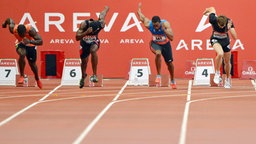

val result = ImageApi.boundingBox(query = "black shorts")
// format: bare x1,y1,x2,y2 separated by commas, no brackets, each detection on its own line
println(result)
210,37,231,52
79,40,100,59
16,43,37,62
150,41,173,63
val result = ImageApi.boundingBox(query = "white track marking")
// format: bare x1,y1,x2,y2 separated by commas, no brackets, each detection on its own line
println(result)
0,85,62,127
72,81,128,144
251,79,256,90
179,80,193,144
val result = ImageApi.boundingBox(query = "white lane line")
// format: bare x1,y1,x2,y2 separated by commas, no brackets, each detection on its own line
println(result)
72,81,128,144
179,80,193,144
0,85,62,127
251,79,256,90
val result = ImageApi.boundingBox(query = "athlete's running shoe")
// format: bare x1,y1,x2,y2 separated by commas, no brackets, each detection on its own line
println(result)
155,75,162,82
90,75,98,83
213,73,222,84
79,78,85,88
154,75,161,86
224,78,231,89
18,76,24,84
36,80,43,89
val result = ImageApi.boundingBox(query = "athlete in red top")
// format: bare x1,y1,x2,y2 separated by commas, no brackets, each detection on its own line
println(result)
137,2,176,89
2,18,43,89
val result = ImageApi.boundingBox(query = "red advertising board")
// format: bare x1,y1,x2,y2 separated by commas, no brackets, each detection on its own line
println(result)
0,0,255,78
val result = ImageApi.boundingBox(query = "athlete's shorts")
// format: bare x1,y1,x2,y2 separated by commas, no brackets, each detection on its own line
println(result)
150,41,173,63
210,37,231,53
16,43,37,62
79,40,100,59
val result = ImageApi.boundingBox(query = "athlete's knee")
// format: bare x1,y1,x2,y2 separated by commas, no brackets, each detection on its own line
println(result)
216,52,224,58
17,48,26,56
155,50,161,56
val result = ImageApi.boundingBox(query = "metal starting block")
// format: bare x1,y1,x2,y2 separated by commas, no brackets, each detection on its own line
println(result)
84,74,103,87
210,73,225,87
16,75,36,87
148,74,170,87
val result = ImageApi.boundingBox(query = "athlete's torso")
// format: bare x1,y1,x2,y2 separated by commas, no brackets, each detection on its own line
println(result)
81,20,103,44
13,24,35,46
148,20,169,45
209,13,234,39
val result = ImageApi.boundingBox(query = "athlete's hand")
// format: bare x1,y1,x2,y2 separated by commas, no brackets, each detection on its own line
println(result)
104,6,109,11
86,27,93,34
138,2,142,9
203,7,216,16
2,23,7,28
22,37,30,45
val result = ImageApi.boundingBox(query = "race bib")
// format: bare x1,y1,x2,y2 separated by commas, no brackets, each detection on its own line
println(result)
152,35,167,42
83,35,97,43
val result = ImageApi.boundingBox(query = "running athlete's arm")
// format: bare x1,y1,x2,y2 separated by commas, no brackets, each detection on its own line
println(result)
228,20,238,40
203,7,216,16
2,18,15,34
137,2,150,28
98,6,109,27
162,21,174,41
28,27,43,45
75,21,93,41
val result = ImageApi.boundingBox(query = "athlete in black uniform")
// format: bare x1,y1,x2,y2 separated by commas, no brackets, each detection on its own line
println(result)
76,6,109,88
203,7,238,88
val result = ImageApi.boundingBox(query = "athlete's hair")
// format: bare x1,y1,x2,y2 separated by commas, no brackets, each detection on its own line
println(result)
17,24,26,37
217,15,227,27
152,16,161,23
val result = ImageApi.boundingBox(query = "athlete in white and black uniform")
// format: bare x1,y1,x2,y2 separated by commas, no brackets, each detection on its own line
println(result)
76,6,109,88
137,2,177,89
209,13,234,53
204,7,238,88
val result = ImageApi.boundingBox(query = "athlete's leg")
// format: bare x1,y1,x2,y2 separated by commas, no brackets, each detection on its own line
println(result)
150,41,162,75
166,61,174,81
90,44,99,76
223,51,232,88
162,42,176,89
28,61,39,80
81,57,89,79
79,46,89,88
28,61,42,89
213,43,224,72
212,43,224,84
223,51,231,79
155,50,162,75
16,45,26,84
26,46,42,89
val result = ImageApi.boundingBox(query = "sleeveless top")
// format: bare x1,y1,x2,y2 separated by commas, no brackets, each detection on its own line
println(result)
81,20,103,44
148,20,169,45
13,24,35,46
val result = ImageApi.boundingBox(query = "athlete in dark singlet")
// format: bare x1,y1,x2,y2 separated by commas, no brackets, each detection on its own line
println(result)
76,6,109,88
203,7,238,88
2,18,43,89
137,2,176,89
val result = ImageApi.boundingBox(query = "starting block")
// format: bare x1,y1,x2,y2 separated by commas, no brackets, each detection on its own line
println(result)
149,74,170,87
210,74,224,87
83,74,103,87
16,75,36,87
